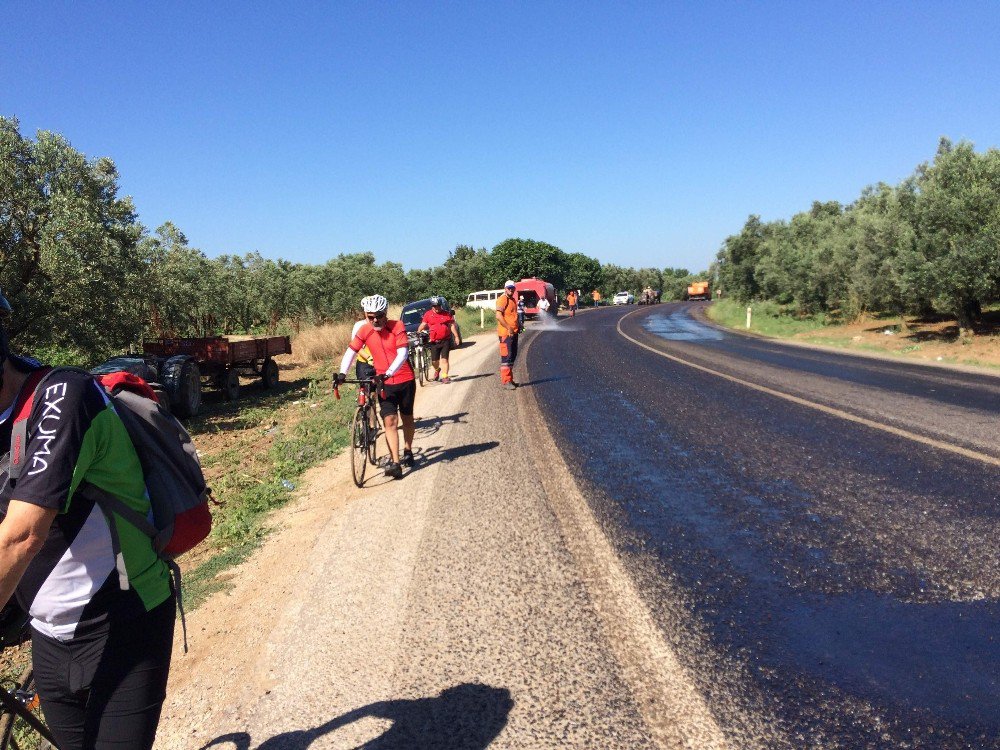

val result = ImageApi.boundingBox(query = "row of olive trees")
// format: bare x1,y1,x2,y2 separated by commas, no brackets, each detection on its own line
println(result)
2,116,703,363
714,138,1000,331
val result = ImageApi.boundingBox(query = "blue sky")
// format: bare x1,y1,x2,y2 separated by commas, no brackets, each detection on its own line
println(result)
3,2,999,273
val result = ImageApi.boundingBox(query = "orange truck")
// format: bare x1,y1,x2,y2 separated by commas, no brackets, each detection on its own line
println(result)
686,281,711,301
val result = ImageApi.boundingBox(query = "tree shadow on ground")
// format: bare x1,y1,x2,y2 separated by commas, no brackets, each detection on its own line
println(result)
199,683,513,750
864,309,1000,342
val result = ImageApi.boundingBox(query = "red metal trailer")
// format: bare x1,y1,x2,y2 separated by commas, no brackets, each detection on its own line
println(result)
143,335,291,403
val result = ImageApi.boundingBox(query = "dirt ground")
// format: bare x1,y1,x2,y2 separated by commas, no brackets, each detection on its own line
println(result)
791,310,1000,370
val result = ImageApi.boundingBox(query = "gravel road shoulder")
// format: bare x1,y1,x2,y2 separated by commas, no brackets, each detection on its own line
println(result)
155,330,713,749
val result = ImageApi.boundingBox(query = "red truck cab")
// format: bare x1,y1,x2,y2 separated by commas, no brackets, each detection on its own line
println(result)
514,277,557,316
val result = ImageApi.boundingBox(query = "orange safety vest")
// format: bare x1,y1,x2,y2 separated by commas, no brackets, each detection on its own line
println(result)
566,291,577,306
496,292,519,336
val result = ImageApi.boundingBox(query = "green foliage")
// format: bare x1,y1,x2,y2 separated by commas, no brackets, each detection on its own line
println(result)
714,138,1000,327
1,116,147,360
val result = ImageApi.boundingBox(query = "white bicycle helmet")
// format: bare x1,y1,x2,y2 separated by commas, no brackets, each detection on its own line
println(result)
360,294,388,314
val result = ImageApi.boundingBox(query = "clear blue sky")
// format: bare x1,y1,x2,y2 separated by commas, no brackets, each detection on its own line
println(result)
3,2,999,273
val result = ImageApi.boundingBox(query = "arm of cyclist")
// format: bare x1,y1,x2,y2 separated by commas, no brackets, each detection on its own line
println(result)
385,345,409,378
336,345,360,385
0,501,56,610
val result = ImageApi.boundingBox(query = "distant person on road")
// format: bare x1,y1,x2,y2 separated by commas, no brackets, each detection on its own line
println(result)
417,296,459,384
565,289,578,317
591,289,602,307
335,294,416,478
516,294,526,331
495,281,520,390
0,288,177,750
538,295,551,315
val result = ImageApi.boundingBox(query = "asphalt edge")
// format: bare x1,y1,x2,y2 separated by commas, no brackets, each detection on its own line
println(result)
517,329,730,750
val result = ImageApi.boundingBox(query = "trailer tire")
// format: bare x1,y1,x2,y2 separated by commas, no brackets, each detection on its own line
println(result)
162,356,202,418
262,358,279,389
222,368,240,401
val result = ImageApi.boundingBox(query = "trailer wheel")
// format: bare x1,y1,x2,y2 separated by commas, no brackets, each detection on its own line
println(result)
222,368,240,401
262,358,279,389
162,356,202,418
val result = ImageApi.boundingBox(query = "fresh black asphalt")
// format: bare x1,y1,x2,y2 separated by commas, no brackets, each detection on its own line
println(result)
523,303,1000,749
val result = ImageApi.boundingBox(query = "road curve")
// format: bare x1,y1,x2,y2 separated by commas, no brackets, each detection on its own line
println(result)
523,303,1000,749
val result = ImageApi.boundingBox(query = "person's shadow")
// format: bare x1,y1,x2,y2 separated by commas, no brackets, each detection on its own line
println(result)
199,683,513,750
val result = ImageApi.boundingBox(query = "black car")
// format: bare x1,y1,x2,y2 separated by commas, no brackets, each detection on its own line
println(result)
400,298,462,346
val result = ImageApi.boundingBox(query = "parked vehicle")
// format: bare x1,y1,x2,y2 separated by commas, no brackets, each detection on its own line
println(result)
91,335,291,418
613,291,635,305
514,277,557,317
465,289,506,309
400,297,462,346
686,281,711,300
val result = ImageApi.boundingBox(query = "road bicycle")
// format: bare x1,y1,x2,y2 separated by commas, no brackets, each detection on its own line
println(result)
0,606,58,749
334,378,382,487
407,331,432,386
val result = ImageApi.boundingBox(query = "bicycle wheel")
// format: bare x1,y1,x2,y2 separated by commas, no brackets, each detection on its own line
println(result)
415,347,425,386
0,668,55,750
366,403,380,466
421,347,433,382
350,407,368,487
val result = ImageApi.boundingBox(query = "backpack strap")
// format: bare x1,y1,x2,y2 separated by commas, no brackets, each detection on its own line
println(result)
81,481,191,652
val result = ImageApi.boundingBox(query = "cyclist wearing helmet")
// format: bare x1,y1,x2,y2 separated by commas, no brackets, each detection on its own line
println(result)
0,288,176,750
335,295,416,478
416,297,459,384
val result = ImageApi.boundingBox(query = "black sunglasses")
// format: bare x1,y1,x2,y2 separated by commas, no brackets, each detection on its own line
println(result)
366,312,387,320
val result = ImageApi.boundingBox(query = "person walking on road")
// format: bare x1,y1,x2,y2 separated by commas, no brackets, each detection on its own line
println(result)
0,288,177,750
538,295,551,315
591,289,602,307
417,296,459,384
335,295,417,478
565,289,578,317
496,281,520,390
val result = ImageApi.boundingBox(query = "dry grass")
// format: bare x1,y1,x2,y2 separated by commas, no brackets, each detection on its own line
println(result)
291,305,404,364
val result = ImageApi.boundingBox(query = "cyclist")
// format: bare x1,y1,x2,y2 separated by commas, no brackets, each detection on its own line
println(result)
335,295,416,478
416,297,459,384
0,288,176,750
495,280,520,390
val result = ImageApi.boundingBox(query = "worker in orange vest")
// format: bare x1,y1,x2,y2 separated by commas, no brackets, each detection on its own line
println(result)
591,289,602,307
495,280,520,390
565,289,578,317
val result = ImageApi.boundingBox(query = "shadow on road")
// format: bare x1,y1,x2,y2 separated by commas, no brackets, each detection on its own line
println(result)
415,441,500,470
198,683,513,749
413,412,469,438
514,376,566,388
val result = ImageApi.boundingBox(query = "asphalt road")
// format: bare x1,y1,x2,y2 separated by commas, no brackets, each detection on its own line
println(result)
522,303,1000,749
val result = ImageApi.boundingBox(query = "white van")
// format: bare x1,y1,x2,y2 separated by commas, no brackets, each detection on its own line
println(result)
466,289,505,309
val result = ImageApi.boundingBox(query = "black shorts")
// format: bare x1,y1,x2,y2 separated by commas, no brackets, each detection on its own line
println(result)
356,361,376,381
429,337,451,359
379,379,416,418
31,595,175,750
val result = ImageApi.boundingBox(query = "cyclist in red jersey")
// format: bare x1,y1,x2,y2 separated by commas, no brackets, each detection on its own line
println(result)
335,295,416,479
417,297,459,384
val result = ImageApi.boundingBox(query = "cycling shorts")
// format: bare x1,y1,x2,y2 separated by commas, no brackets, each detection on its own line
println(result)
379,380,416,418
429,337,451,359
356,361,376,381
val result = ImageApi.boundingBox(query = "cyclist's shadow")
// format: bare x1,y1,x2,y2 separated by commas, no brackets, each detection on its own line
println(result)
200,682,513,750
